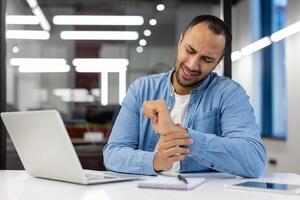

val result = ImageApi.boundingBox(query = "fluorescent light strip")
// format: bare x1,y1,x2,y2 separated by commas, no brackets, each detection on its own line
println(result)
75,65,127,73
231,51,242,62
32,6,51,31
6,15,40,25
53,15,144,26
6,30,50,40
101,72,108,106
53,88,94,102
73,58,128,73
61,95,95,103
26,0,38,8
73,58,128,67
91,88,100,97
60,31,138,40
10,58,67,66
18,65,70,73
119,71,126,105
271,21,300,42
54,88,86,97
62,95,94,103
241,37,271,56
231,20,300,62
53,88,67,96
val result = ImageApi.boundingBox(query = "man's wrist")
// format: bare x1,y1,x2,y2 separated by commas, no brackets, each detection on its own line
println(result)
168,125,188,134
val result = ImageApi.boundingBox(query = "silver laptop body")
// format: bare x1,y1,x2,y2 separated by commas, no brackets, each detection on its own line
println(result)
1,110,138,185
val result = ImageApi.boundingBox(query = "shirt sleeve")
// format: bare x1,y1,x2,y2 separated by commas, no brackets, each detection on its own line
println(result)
187,84,267,178
103,84,157,175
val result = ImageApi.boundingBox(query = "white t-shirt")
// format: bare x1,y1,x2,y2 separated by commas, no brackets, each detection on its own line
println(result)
165,92,190,173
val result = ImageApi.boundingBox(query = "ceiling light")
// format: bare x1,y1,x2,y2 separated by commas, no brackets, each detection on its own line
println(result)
73,58,128,73
241,37,271,56
18,65,70,73
75,65,127,73
60,31,139,40
73,58,128,105
10,58,67,66
231,51,242,62
6,15,40,25
53,89,94,103
136,46,143,53
73,58,128,67
32,6,51,31
53,88,76,97
91,88,100,97
6,30,50,40
53,15,144,26
12,46,19,54
139,39,147,46
101,72,108,106
25,0,51,31
149,19,157,26
143,29,151,37
156,4,165,11
271,21,300,42
26,0,38,8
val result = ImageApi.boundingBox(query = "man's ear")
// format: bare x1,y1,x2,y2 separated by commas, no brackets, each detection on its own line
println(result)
178,33,184,48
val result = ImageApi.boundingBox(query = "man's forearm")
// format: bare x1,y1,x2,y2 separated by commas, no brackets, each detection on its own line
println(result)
187,128,266,178
103,143,157,175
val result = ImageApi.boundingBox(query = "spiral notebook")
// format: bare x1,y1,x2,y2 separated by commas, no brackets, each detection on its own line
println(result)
137,175,206,190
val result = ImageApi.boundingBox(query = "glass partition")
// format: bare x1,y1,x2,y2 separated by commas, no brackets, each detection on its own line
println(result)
6,0,221,169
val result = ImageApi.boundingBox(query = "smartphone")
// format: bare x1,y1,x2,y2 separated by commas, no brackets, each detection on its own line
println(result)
224,181,300,195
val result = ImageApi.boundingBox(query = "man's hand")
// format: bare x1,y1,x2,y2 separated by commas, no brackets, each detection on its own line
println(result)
153,130,193,172
143,99,177,135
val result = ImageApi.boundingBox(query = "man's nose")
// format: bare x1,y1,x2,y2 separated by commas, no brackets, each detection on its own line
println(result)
186,55,200,71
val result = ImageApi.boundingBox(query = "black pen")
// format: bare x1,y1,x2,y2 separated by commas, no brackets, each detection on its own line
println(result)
177,174,188,184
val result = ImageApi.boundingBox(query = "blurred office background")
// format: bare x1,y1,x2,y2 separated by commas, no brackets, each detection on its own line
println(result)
1,0,300,173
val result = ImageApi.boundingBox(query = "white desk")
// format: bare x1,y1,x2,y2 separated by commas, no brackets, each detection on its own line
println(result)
1,170,300,200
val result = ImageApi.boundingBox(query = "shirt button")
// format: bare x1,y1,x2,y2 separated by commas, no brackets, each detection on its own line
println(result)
210,164,215,168
168,107,171,110
170,93,173,96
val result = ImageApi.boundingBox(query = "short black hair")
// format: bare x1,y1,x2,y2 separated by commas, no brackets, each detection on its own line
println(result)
183,15,232,54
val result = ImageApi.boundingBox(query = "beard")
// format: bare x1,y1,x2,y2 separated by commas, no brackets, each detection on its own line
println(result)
174,64,204,88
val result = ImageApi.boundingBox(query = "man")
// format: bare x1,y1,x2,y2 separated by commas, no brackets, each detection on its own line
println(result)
103,15,266,178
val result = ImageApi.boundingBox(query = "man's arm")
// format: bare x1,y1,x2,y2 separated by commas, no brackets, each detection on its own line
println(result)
143,99,193,172
153,131,192,171
143,99,179,134
103,86,156,175
187,87,266,178
143,89,266,178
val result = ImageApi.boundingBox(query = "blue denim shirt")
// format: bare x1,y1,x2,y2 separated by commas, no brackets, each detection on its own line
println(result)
103,70,266,178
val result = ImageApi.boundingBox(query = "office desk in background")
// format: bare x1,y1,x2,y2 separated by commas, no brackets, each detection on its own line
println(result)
1,171,300,200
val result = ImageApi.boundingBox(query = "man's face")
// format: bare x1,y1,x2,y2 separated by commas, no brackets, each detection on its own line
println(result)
174,23,226,93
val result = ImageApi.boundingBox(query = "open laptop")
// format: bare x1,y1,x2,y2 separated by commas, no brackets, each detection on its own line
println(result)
1,110,140,185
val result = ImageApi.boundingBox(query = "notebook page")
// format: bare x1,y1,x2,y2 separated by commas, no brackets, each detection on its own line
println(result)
137,175,206,190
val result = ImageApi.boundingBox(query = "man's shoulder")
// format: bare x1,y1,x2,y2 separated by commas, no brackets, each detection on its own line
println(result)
130,71,170,88
209,73,246,94
211,73,243,88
